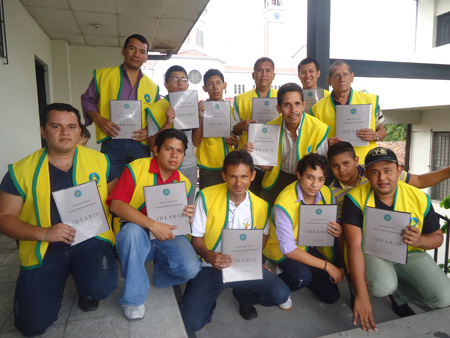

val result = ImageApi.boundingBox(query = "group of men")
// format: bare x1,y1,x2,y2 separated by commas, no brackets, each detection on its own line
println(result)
0,33,449,337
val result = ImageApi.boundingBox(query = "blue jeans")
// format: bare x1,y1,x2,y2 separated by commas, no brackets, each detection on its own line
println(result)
14,238,117,337
100,138,150,176
116,222,201,306
180,266,290,333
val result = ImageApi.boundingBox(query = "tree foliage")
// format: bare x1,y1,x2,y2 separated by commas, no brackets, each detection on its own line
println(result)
384,124,406,141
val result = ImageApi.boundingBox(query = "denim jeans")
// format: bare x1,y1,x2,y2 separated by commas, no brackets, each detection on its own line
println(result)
116,222,201,306
277,247,340,304
14,238,117,337
364,251,450,308
180,266,290,333
100,138,150,176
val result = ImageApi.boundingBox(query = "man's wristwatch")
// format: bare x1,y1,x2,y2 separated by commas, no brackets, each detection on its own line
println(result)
375,132,379,141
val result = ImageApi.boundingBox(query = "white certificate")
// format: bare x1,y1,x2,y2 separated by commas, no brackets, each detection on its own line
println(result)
52,181,110,246
169,90,199,129
221,229,263,283
110,100,142,139
298,204,337,247
203,101,231,138
303,88,324,113
335,104,372,147
251,98,279,123
364,207,409,264
144,182,191,240
247,124,280,166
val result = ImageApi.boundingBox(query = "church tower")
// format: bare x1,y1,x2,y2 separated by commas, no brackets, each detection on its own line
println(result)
263,0,285,57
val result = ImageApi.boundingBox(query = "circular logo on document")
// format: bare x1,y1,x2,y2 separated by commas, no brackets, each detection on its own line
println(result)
262,128,268,133
74,190,82,198
163,189,170,196
308,91,313,97
239,234,247,241
89,172,100,185
264,100,270,106
124,103,130,109
384,214,392,222
350,108,357,114
315,209,323,215
182,93,187,99
144,94,151,103
410,217,418,227
215,103,220,109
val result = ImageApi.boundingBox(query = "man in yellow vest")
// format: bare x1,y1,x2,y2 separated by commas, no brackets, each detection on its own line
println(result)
196,69,238,190
0,103,118,336
311,60,387,163
81,34,159,175
107,129,201,320
245,83,329,206
298,57,331,96
180,150,290,333
147,65,203,205
232,57,278,195
264,154,344,310
342,147,450,332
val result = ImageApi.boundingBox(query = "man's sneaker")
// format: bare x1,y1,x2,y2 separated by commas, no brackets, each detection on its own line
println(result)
232,289,258,320
78,295,99,312
278,296,292,310
389,295,415,318
123,304,145,320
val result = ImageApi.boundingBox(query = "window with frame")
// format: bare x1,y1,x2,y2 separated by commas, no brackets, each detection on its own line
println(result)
436,11,450,47
431,132,450,200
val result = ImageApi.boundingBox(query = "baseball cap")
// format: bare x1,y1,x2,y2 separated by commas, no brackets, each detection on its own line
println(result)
364,147,398,168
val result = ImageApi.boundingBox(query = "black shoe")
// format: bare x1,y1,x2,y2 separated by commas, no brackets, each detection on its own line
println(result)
79,295,99,312
232,289,258,320
389,295,415,317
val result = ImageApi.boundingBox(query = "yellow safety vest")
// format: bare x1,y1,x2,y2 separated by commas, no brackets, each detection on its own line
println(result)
261,114,329,190
234,89,278,150
346,180,429,253
311,89,379,162
263,181,335,264
147,96,170,130
94,65,159,145
8,146,115,269
197,183,269,252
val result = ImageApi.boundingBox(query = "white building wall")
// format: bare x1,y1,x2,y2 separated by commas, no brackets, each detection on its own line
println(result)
0,0,53,178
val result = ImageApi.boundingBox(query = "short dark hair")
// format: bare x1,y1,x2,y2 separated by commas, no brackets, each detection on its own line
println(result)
165,65,188,83
328,60,353,78
297,153,330,177
154,129,188,153
298,57,320,72
222,150,255,174
124,34,149,52
254,57,275,71
80,125,91,139
327,141,357,161
277,83,304,106
40,103,81,128
203,69,224,86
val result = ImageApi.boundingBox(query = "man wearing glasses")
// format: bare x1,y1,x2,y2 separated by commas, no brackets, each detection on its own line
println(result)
81,34,160,175
147,65,203,204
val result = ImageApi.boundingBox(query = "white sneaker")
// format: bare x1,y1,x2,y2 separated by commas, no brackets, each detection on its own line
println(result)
278,296,292,310
123,304,145,320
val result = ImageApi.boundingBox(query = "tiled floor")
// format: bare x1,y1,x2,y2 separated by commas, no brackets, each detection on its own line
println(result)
1,233,448,338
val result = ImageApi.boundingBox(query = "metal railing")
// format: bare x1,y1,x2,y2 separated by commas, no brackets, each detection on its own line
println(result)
434,213,449,274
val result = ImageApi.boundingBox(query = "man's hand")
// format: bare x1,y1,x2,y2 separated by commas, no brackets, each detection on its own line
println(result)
165,107,176,128
402,225,422,247
183,205,195,223
132,128,148,142
234,119,257,134
225,135,239,147
149,222,177,241
43,223,76,245
327,221,342,238
328,137,344,147
353,296,378,332
242,142,254,154
357,128,377,142
205,251,233,270
325,262,344,284
93,113,120,137
198,101,204,119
